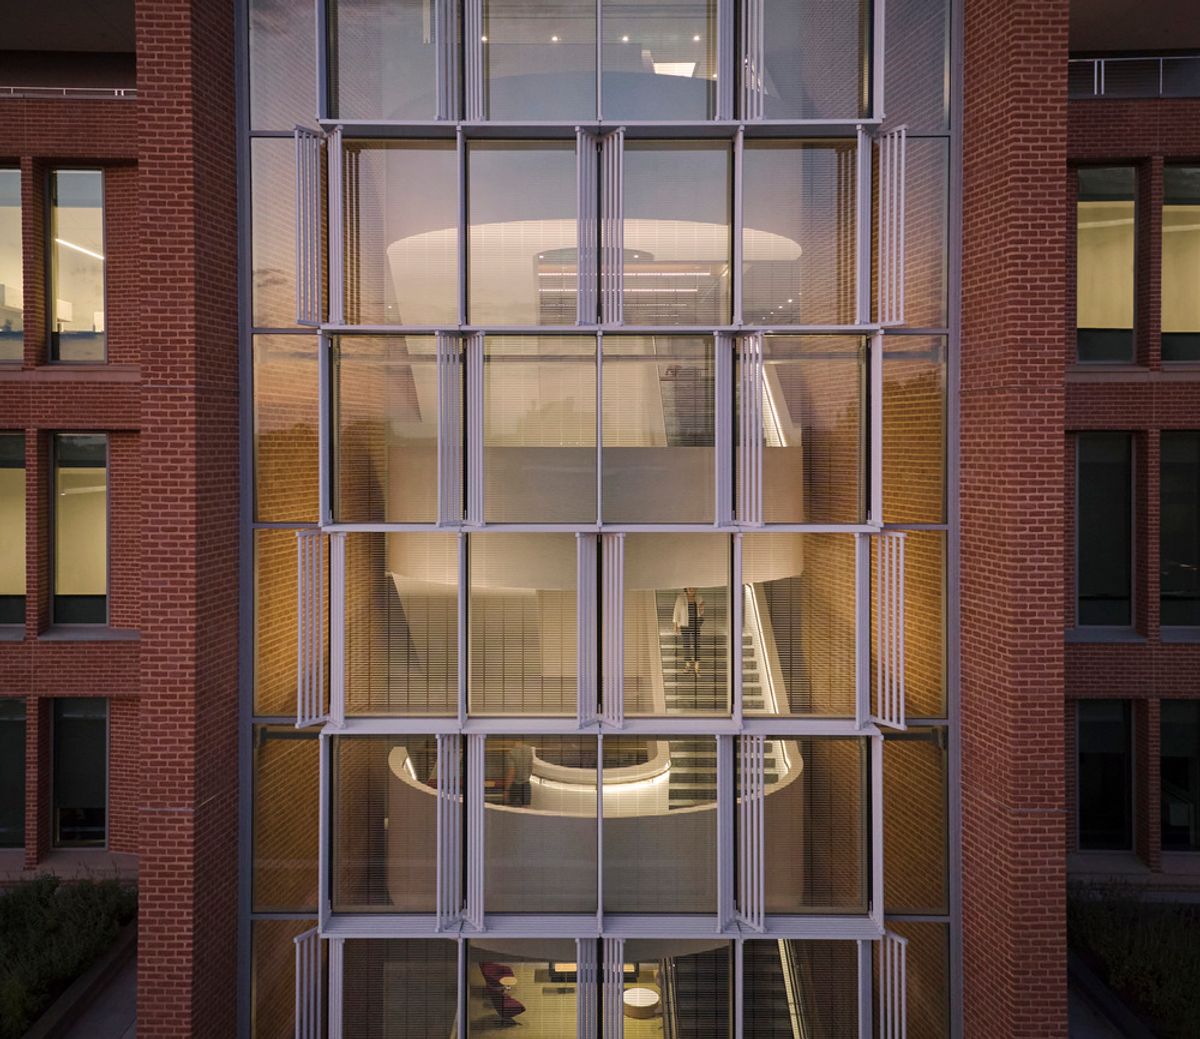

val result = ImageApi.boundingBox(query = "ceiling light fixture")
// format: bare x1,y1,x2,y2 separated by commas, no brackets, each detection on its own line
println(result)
551,34,560,42
621,34,630,42
693,34,701,41
55,238,105,262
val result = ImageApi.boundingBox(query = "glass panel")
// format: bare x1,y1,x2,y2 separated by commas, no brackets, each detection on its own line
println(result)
602,337,714,523
482,0,597,120
625,940,731,1037
878,921,950,1039
467,940,580,1034
883,0,949,132
0,699,24,847
0,170,21,362
623,142,730,325
1161,700,1200,852
253,335,319,523
334,336,444,523
1077,700,1132,850
484,336,596,522
883,336,946,524
332,736,438,912
344,141,458,326
603,736,716,912
254,528,314,717
329,0,440,121
744,940,858,1038
1162,433,1200,626
343,939,458,1038
0,434,25,625
884,727,948,914
898,137,949,330
745,736,868,914
760,0,870,120
742,141,857,326
252,725,319,912
251,138,299,329
624,534,729,716
1162,167,1200,362
249,0,316,130
742,534,856,718
469,534,578,716
51,171,106,362
1077,433,1132,627
484,736,597,912
601,0,717,121
53,433,107,625
344,532,459,716
52,697,106,847
759,336,865,524
468,142,577,325
875,529,945,718
1076,167,1136,363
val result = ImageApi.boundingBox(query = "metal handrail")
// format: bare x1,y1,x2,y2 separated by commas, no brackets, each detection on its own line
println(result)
0,85,136,100
1068,54,1200,98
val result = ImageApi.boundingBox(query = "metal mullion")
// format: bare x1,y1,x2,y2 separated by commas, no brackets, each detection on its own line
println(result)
871,736,884,930
596,732,604,930
856,127,871,325
855,533,870,728
877,535,887,723
873,0,886,120
578,533,598,726
315,0,328,121
731,533,743,723
716,0,734,121
595,0,602,121
457,939,467,1039
329,531,345,726
715,333,733,527
465,734,485,929
457,126,467,325
327,937,343,1039
458,533,468,724
870,332,884,525
732,126,744,324
898,129,907,322
320,333,333,525
465,333,484,524
716,734,734,930
328,126,344,325
318,735,331,929
596,333,603,526
464,0,483,121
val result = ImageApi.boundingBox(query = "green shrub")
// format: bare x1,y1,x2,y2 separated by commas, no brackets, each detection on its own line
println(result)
0,875,137,1039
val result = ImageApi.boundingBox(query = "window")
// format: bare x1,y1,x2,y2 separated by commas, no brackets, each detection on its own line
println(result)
0,434,24,625
1076,432,1132,627
1161,432,1200,627
50,170,106,363
0,699,24,848
53,433,108,625
1162,700,1200,852
1077,699,1132,851
1163,167,1200,362
0,169,21,362
52,697,107,847
1076,167,1135,363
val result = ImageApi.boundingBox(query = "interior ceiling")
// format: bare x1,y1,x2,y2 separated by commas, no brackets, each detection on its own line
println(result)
5,0,134,53
1071,0,1200,54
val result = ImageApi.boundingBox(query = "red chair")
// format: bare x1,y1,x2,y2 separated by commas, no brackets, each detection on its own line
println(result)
480,962,514,989
487,988,525,1026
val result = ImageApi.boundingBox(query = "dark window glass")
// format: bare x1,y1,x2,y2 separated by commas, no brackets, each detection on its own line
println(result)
1076,167,1135,363
1077,433,1132,626
53,697,107,847
50,171,106,363
0,169,21,362
1161,433,1200,626
1162,700,1200,852
0,434,25,625
1077,699,1132,850
0,699,24,847
53,434,108,625
1163,167,1200,362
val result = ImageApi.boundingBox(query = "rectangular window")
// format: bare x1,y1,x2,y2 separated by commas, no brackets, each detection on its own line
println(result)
1077,699,1132,851
1076,167,1135,363
53,697,107,848
1162,167,1200,362
0,699,24,848
744,940,858,1037
53,433,108,625
50,170,106,363
0,434,25,625
1161,700,1200,852
344,940,457,1035
0,169,21,362
1161,432,1200,627
1076,432,1132,627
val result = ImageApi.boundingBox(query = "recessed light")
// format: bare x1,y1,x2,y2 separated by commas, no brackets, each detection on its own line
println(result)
787,298,793,303
551,35,560,42
693,34,701,42
481,34,488,41
621,35,630,43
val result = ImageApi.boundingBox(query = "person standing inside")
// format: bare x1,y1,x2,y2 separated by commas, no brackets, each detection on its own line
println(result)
503,740,535,806
673,587,705,674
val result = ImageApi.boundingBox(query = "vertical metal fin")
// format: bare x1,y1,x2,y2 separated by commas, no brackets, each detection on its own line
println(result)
463,0,484,120
715,0,735,120
577,129,599,325
601,533,625,726
465,332,485,525
877,127,908,327
577,939,599,1039
293,927,323,1039
874,532,907,730
602,937,625,1039
437,333,463,525
328,532,345,727
436,734,463,929
715,333,734,526
294,127,325,326
736,735,765,931
600,130,625,324
741,0,765,119
327,125,344,325
736,334,764,526
879,932,909,1039
435,0,460,120
327,938,344,1039
464,734,485,929
578,534,599,726
295,530,328,728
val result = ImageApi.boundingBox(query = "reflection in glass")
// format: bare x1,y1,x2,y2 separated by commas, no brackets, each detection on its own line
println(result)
603,737,717,912
468,940,579,1033
53,433,107,625
53,698,107,847
1076,167,1136,362
344,141,458,326
625,940,731,1037
484,737,597,912
1076,433,1132,626
759,0,870,119
895,137,949,330
623,142,730,325
601,0,717,120
877,529,945,718
469,534,578,715
882,922,951,1038
482,0,596,120
1160,433,1200,626
744,940,857,1038
0,435,25,625
329,0,441,120
343,939,458,1037
249,0,316,129
624,534,728,716
883,336,946,524
0,170,21,361
0,699,24,848
743,142,857,325
882,0,950,132
253,336,318,522
334,336,445,523
883,728,948,914
1162,700,1200,851
757,336,865,524
469,142,577,325
1163,167,1200,361
254,529,318,717
602,337,714,523
742,534,856,717
344,533,458,716
484,337,596,522
252,725,318,912
332,736,438,912
1077,700,1132,850
251,139,300,329
51,171,105,362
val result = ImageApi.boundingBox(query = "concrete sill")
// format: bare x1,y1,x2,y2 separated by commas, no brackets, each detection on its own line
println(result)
1065,627,1146,644
0,626,24,642
1160,627,1200,644
39,626,140,643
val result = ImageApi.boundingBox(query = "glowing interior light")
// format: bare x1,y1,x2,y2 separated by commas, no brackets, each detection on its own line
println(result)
693,34,701,41
551,35,560,42
55,238,105,262
621,35,630,42
481,34,488,41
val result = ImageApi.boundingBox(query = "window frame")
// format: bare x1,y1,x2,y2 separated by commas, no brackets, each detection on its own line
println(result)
0,167,22,364
47,167,108,365
50,696,109,850
1075,698,1134,853
50,431,110,628
1073,431,1135,632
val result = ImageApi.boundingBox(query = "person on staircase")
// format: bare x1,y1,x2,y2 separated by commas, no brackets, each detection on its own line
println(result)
673,587,705,674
